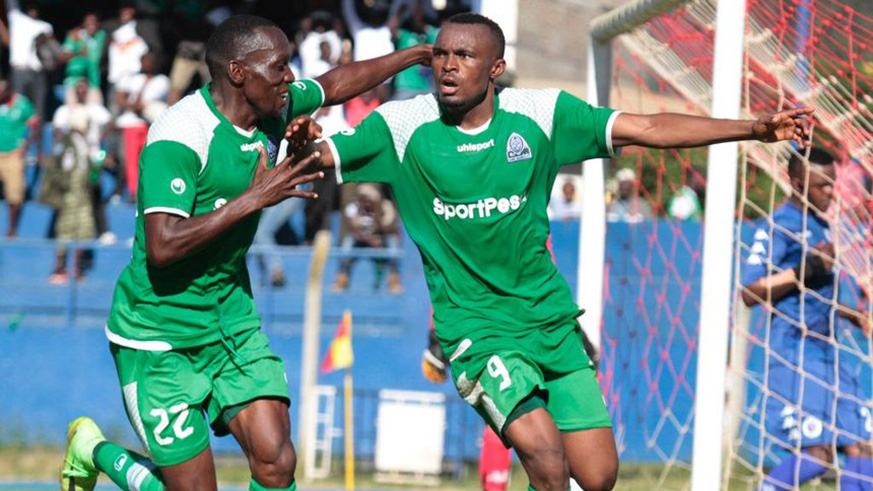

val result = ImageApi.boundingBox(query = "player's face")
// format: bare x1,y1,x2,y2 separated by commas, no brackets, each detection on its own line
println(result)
240,27,295,120
795,163,835,213
432,24,504,110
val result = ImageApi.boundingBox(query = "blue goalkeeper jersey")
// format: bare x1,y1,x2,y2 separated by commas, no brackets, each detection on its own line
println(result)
742,201,835,366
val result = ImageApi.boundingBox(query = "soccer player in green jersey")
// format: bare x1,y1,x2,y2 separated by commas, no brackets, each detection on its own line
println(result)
313,13,812,491
60,14,431,491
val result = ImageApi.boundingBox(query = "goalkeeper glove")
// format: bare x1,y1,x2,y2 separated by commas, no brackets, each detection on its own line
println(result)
422,329,448,384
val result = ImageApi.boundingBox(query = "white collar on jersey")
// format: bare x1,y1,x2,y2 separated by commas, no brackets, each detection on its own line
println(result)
455,118,492,136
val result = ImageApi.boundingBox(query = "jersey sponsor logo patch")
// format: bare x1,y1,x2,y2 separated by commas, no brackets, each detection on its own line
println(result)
457,139,494,153
240,141,264,153
506,132,532,162
170,178,186,195
432,194,526,221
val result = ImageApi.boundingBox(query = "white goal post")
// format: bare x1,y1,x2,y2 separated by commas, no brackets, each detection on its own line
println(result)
581,1,746,489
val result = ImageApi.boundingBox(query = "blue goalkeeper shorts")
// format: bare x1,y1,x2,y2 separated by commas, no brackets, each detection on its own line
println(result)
766,357,872,448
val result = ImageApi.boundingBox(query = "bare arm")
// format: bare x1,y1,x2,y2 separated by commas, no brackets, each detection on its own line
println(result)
741,242,835,308
145,146,323,268
741,269,799,307
315,44,431,106
612,107,813,149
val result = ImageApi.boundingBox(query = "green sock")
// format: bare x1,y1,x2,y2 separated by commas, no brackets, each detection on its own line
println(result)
249,478,296,491
93,442,164,491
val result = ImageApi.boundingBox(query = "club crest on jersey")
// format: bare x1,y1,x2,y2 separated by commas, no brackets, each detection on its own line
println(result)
506,132,531,163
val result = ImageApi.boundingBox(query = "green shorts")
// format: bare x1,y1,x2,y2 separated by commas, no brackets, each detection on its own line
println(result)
110,329,290,466
447,321,611,444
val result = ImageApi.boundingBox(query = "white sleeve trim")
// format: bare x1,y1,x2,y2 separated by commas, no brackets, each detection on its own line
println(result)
143,206,191,218
309,78,326,113
105,325,173,351
326,137,343,184
606,110,623,157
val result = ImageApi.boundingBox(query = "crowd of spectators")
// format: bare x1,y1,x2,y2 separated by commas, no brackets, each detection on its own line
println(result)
0,0,477,288
0,0,710,289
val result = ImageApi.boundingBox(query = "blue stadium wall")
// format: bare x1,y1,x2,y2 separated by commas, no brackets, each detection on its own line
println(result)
2,203,867,467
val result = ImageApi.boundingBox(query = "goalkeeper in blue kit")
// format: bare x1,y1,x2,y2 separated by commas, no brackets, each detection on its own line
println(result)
742,148,873,490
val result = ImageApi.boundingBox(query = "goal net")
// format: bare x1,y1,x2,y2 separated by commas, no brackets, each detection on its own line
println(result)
591,0,873,488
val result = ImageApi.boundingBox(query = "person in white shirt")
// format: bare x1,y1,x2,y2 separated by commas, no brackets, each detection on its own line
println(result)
298,10,342,76
107,5,149,113
342,0,394,62
7,0,52,122
115,52,169,201
52,79,111,161
549,179,583,221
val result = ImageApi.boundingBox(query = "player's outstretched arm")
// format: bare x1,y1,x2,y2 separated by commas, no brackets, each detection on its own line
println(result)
145,145,323,268
612,107,813,150
315,44,432,106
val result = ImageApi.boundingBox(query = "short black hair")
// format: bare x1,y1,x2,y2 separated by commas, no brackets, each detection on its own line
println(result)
788,147,836,181
206,14,280,79
445,13,505,59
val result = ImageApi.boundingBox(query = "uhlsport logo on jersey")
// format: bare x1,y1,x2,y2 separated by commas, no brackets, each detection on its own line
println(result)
240,141,264,153
457,139,494,153
506,132,532,162
433,194,526,221
170,178,186,195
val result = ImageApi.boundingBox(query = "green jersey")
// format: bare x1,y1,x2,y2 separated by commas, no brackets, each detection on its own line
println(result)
329,88,618,348
62,30,106,88
107,80,325,350
0,95,34,152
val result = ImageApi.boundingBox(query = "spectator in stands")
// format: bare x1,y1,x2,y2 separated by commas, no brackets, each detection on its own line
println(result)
0,17,9,78
607,168,653,223
166,5,221,105
298,10,342,78
344,86,382,127
303,40,334,79
53,78,114,245
389,0,438,100
548,179,582,221
60,13,106,106
303,104,348,244
0,77,37,237
667,168,705,221
341,0,394,62
6,0,52,123
106,4,149,114
115,52,169,201
48,105,98,284
332,183,402,293
742,148,873,489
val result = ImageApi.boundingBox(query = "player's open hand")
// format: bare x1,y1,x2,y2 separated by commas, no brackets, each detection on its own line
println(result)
753,106,814,147
284,115,323,155
250,146,323,209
